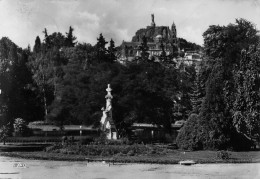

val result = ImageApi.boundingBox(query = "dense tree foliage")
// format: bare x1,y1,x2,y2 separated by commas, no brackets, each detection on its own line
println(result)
232,46,260,142
65,26,77,47
0,19,258,151
139,36,149,61
96,33,108,63
177,19,260,150
0,37,40,126
108,39,117,63
179,38,202,51
189,70,204,114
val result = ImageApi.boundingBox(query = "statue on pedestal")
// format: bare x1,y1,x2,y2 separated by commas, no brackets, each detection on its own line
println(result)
151,14,156,27
100,84,118,139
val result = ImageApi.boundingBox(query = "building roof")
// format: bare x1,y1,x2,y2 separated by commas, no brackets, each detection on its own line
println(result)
131,121,185,129
28,124,98,132
122,41,141,46
132,123,160,128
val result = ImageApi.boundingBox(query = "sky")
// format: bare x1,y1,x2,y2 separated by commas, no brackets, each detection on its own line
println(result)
0,0,259,48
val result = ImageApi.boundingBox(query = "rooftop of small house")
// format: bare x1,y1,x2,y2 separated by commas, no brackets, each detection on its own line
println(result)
28,121,98,132
132,120,186,129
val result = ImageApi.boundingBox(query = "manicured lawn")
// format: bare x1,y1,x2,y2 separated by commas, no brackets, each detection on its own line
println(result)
1,149,260,164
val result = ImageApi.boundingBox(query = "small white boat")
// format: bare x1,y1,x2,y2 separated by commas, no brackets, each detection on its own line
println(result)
179,160,196,165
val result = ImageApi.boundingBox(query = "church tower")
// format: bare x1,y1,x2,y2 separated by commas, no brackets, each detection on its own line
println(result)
170,21,180,54
171,21,177,40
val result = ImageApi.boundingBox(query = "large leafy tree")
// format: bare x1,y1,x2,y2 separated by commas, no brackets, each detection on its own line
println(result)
201,19,259,149
7,44,24,122
28,29,68,122
0,37,38,126
49,43,95,125
177,19,259,150
112,61,181,136
232,46,260,142
28,52,54,122
0,38,14,125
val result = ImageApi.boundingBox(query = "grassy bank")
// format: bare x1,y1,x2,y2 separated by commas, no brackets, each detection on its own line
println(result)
1,146,260,164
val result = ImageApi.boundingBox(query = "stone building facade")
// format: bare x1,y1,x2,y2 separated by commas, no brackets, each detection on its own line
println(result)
118,14,179,63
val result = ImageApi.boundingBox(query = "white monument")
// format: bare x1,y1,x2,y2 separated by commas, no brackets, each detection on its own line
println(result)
100,84,118,140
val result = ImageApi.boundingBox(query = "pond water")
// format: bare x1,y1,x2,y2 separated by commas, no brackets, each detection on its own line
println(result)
0,156,259,179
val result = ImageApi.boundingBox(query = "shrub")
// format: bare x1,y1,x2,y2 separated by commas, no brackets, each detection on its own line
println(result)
93,133,107,144
127,150,135,156
46,143,165,156
217,150,230,160
0,124,10,145
45,143,62,152
59,148,69,154
176,114,203,150
93,135,131,145
77,137,94,145
229,131,254,151
13,118,30,136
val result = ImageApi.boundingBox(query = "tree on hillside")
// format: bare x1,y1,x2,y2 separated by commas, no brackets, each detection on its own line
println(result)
43,28,51,50
159,42,167,62
33,36,41,54
96,33,108,63
108,39,116,63
28,53,54,122
49,44,91,125
179,38,202,51
48,32,66,49
65,26,77,47
113,61,181,135
29,29,71,123
139,36,149,61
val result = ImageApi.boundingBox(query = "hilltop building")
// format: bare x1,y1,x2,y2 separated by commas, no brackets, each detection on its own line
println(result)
118,14,180,63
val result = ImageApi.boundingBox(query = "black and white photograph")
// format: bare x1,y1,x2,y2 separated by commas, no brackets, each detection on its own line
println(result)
0,0,260,178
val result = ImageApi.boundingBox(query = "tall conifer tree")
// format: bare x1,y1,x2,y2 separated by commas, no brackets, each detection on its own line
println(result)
33,36,41,54
140,36,149,61
65,26,77,47
96,33,108,63
108,39,116,63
